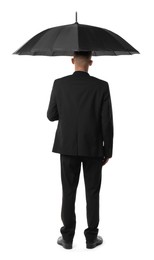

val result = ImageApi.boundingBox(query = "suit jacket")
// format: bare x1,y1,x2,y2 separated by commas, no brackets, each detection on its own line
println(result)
47,71,114,158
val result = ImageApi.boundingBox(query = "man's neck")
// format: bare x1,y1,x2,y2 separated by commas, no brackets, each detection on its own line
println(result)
75,66,88,72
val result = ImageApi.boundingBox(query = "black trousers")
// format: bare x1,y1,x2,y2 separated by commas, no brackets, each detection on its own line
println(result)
60,154,103,243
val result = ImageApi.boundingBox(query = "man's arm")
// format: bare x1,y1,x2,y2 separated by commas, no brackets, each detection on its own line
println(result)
101,83,114,159
47,80,59,121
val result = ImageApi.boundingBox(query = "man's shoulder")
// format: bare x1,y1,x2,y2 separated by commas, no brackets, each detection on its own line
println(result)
54,74,72,83
90,75,108,85
54,74,108,85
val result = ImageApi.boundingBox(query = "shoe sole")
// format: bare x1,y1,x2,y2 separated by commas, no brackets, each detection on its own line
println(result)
86,241,103,249
57,240,72,249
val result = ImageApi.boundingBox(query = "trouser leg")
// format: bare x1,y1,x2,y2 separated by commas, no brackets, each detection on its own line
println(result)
82,156,103,242
60,154,81,243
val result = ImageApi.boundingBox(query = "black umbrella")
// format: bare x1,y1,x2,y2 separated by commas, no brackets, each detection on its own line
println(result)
13,12,139,56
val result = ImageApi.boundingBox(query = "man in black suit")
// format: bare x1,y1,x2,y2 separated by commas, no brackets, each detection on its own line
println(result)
47,51,114,249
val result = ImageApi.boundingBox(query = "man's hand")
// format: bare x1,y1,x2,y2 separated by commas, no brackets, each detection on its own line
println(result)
102,157,110,166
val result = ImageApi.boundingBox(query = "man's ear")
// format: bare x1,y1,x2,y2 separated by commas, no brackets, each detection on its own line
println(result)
89,60,93,66
72,58,75,64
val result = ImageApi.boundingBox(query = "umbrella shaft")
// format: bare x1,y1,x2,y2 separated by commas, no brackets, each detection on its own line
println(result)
75,11,78,23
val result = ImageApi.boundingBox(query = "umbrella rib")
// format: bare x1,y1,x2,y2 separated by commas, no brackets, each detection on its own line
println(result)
51,27,68,55
51,24,78,55
103,28,133,54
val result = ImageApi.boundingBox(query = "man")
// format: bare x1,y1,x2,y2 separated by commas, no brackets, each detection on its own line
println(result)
47,51,114,249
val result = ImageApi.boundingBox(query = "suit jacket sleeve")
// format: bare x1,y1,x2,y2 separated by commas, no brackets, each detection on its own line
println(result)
47,80,59,121
101,83,114,158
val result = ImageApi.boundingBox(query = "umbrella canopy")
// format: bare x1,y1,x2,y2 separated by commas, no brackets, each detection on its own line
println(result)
13,13,139,56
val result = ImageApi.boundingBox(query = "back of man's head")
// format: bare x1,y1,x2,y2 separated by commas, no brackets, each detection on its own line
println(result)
74,51,92,59
72,51,93,69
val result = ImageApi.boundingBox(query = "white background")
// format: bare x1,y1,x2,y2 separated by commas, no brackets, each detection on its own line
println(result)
0,0,154,259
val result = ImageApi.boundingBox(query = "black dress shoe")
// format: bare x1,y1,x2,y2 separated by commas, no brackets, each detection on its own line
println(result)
57,236,72,249
86,236,103,249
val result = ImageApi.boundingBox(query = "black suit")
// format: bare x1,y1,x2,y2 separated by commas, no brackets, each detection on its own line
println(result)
47,71,114,243
47,71,113,158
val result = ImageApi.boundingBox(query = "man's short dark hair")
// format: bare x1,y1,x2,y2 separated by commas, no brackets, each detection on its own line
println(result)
74,51,92,58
